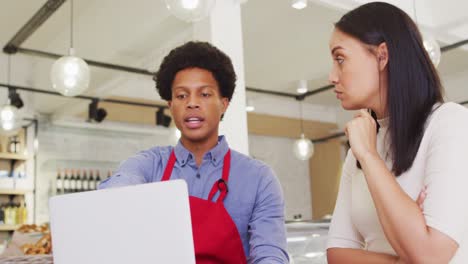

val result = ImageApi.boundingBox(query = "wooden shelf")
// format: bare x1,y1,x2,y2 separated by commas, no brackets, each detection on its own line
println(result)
0,225,19,231
0,153,27,161
0,189,31,195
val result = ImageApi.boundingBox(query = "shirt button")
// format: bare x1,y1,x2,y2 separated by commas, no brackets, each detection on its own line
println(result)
196,173,200,179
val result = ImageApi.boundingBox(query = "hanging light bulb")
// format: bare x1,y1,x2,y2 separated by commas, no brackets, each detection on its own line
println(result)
51,49,90,96
1,57,22,135
422,33,441,67
164,0,216,22
50,0,90,97
293,100,314,160
293,133,314,160
0,103,22,135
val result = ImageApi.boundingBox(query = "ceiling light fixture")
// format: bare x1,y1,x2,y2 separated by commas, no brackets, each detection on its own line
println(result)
88,99,107,123
8,88,24,109
296,79,308,94
156,108,172,127
175,129,181,140
246,98,255,112
0,56,22,134
413,0,441,67
293,100,314,160
164,0,216,22
292,0,307,10
50,0,90,96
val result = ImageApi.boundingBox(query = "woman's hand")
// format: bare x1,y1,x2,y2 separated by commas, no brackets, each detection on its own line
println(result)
345,109,379,162
416,186,427,211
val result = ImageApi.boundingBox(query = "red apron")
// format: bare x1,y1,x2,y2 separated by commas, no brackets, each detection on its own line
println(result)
162,149,247,264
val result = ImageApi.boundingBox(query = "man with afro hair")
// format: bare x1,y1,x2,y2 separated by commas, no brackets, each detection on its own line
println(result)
100,41,289,263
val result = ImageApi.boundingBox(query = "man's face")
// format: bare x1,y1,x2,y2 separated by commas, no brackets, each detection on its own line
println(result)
168,67,229,143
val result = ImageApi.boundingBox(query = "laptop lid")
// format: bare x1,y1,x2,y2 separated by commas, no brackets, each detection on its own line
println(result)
49,179,195,264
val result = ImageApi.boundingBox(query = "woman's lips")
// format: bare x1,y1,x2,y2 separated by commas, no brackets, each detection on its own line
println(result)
334,90,343,99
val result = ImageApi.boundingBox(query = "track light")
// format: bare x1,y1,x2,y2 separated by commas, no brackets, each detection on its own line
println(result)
246,98,255,112
296,80,308,94
88,99,107,123
8,88,24,109
156,108,171,127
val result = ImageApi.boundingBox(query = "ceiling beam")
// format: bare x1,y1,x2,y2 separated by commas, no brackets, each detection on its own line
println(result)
0,83,167,109
3,0,66,54
4,0,468,103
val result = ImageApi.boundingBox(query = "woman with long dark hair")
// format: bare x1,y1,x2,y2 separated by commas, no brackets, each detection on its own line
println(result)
327,2,468,263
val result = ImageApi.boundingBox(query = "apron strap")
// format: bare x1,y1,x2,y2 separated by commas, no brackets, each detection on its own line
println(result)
208,150,231,203
162,149,231,203
161,150,177,181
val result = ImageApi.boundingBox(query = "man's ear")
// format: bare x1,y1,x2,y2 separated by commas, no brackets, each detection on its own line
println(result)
377,42,389,71
221,98,229,113
220,98,229,121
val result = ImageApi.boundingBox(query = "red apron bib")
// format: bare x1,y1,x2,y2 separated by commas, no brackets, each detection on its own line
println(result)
162,149,247,264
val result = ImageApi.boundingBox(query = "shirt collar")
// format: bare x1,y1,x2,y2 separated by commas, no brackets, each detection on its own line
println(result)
174,136,229,167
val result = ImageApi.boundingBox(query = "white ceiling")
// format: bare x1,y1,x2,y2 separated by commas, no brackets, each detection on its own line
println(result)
0,0,191,116
1,0,468,117
242,0,468,105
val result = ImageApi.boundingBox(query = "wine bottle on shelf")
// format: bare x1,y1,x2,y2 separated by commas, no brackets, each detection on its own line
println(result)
70,169,77,193
82,170,89,191
95,170,102,189
0,204,5,225
63,169,70,194
20,201,27,224
76,169,83,192
56,169,63,195
89,170,96,190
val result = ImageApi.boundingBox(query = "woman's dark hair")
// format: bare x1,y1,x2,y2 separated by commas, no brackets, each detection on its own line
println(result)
336,2,444,176
154,41,236,101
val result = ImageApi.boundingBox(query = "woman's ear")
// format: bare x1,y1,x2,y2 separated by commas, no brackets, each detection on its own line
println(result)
377,42,389,71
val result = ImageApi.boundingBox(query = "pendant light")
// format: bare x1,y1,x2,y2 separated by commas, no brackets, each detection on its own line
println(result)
422,34,441,67
164,0,216,22
293,100,314,160
0,56,22,135
413,0,441,67
50,0,90,97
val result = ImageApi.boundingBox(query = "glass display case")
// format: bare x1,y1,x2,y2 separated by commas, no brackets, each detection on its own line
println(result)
286,221,329,264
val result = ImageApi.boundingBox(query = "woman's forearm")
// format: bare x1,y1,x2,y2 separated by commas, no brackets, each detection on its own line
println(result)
327,248,398,264
360,153,455,263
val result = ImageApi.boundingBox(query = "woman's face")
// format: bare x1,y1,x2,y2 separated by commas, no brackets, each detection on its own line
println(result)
328,28,385,111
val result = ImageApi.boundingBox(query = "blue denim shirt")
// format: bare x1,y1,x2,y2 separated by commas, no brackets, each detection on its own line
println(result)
99,136,289,263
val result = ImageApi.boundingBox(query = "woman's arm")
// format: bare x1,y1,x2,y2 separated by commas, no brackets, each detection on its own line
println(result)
346,109,459,263
327,248,398,264
359,153,457,263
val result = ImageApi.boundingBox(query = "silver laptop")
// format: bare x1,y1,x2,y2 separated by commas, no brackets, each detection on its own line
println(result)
49,180,195,264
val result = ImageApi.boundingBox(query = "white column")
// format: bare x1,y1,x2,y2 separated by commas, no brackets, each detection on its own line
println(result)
193,0,249,155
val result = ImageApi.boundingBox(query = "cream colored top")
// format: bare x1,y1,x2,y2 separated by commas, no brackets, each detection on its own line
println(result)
327,102,468,263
